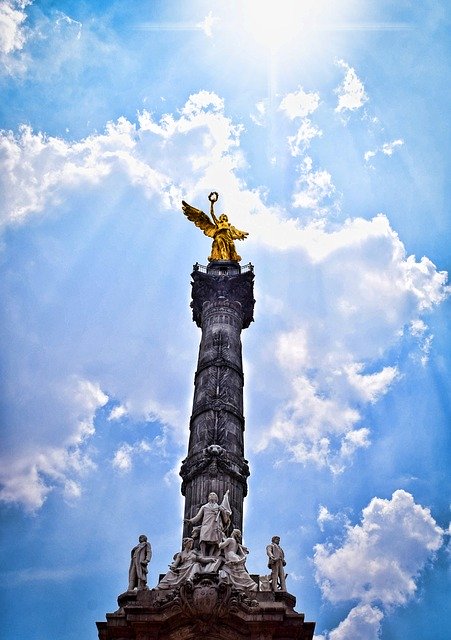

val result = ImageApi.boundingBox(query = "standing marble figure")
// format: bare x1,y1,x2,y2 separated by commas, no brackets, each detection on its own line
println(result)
266,535,287,592
185,491,231,557
128,534,152,591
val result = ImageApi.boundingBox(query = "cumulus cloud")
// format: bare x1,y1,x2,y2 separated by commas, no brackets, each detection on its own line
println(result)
0,120,171,226
344,363,399,403
0,0,30,72
328,604,384,640
334,59,368,113
314,490,443,638
279,87,320,120
381,139,404,156
0,2,90,78
0,90,246,229
315,490,444,605
0,377,107,510
0,0,29,54
254,213,448,470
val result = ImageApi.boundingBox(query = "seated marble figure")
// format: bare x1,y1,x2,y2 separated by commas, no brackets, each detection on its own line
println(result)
218,529,258,592
157,537,220,590
157,531,257,592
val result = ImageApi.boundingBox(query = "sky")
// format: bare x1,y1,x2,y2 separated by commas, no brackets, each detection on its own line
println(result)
0,1,450,638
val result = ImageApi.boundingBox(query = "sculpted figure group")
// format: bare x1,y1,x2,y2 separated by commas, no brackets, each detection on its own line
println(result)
127,490,287,595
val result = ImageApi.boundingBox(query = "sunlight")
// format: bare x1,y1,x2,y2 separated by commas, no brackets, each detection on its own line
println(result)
242,0,357,48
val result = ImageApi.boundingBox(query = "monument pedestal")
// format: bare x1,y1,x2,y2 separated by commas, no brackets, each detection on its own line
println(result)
97,574,315,640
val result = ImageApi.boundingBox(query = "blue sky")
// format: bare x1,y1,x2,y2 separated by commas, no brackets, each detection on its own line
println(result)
0,1,450,638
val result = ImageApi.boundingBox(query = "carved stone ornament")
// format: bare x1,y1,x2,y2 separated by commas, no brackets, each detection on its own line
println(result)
175,575,254,638
192,578,218,614
191,269,255,329
180,447,250,494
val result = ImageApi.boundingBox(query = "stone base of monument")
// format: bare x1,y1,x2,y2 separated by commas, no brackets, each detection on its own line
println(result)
97,573,315,640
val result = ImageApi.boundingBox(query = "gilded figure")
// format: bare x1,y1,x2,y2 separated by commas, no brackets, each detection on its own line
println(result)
182,192,248,262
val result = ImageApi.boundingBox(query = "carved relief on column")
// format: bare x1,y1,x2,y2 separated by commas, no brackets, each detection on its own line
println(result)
192,367,244,419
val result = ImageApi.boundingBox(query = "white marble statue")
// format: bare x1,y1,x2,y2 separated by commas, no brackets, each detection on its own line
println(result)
266,535,287,591
184,490,232,557
157,538,204,589
219,529,257,592
128,534,152,591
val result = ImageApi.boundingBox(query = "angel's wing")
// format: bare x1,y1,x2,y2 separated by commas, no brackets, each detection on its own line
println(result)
182,201,216,238
229,225,249,241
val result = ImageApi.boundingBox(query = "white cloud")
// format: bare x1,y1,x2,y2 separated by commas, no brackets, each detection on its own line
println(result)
0,0,29,54
257,374,366,472
365,139,404,163
0,89,245,228
112,438,160,473
328,605,384,640
0,121,167,226
364,149,376,162
288,119,322,156
292,156,336,214
382,139,404,156
63,478,82,499
279,87,320,120
0,0,30,73
54,13,82,40
0,377,107,510
314,490,443,607
334,59,368,113
314,492,444,638
108,405,128,421
0,3,91,77
318,506,335,531
338,428,371,464
344,363,399,403
250,100,267,127
279,88,322,155
317,506,350,533
409,319,427,336
196,11,218,38
254,211,448,470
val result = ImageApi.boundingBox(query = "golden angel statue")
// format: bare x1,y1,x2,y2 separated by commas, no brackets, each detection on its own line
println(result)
182,192,248,262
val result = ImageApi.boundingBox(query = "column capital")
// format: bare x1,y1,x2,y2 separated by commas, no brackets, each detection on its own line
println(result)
191,264,255,329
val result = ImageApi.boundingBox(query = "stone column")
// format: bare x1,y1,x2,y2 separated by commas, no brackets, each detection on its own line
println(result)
180,261,255,535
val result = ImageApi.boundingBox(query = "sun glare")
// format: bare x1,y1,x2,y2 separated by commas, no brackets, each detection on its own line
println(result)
242,0,357,48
